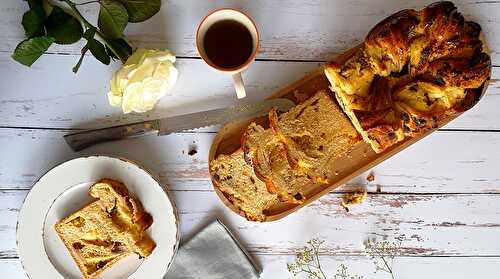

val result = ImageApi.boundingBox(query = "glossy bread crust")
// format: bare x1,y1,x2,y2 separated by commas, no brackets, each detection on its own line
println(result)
325,1,491,153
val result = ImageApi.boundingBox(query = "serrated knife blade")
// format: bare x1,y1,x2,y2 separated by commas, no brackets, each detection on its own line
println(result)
64,98,295,151
156,98,294,135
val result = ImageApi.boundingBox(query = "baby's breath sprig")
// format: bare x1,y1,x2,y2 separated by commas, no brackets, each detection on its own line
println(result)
364,239,402,279
287,239,363,279
333,264,363,279
287,238,327,279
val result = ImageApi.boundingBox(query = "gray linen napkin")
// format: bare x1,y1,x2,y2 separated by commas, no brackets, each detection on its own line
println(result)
165,219,261,279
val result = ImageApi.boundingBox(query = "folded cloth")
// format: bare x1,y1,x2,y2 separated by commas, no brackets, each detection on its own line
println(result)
165,219,261,279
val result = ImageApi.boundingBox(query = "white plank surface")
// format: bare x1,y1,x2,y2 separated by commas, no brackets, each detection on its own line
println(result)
0,128,499,193
1,0,500,64
0,52,319,129
2,190,500,259
259,256,500,279
1,0,500,278
0,54,499,130
2,257,500,279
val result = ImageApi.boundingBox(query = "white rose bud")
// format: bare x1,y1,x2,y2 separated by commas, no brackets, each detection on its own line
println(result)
108,48,178,114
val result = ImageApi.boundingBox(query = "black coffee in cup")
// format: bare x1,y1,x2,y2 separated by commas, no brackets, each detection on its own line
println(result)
203,20,254,70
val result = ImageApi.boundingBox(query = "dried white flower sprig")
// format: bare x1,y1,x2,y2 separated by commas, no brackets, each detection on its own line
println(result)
364,239,402,279
287,238,363,279
334,264,363,279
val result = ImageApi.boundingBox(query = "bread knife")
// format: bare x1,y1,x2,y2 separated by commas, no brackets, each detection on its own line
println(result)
64,98,295,151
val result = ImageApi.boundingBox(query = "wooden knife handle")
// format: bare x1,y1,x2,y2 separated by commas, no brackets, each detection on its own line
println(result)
64,121,158,151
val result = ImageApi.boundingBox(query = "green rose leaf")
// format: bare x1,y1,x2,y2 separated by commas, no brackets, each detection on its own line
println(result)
88,38,111,65
83,28,96,40
42,0,53,16
22,7,46,38
45,6,83,44
105,38,133,62
12,36,55,66
98,0,129,39
26,0,53,15
83,29,110,65
105,45,118,60
117,0,161,23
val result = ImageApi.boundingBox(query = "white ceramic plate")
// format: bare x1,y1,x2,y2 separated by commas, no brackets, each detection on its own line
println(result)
17,155,179,279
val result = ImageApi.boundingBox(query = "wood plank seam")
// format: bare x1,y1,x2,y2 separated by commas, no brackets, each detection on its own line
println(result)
1,50,499,67
2,127,500,133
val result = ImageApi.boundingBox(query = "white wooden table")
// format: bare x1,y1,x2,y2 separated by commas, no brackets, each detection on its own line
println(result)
1,1,500,278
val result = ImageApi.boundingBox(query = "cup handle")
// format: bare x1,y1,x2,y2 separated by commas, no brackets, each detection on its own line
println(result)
232,73,247,99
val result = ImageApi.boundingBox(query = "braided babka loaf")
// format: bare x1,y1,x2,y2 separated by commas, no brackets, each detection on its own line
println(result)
325,1,491,153
210,2,490,221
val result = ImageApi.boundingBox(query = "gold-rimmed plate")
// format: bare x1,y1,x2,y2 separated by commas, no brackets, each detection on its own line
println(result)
17,155,179,279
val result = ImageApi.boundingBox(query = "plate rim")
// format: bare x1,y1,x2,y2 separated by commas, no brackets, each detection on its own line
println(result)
16,154,180,279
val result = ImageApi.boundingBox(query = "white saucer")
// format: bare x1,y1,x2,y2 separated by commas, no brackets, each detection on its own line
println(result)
17,156,179,279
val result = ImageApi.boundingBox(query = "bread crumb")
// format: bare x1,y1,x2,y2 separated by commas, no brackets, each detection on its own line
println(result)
366,173,375,182
341,191,367,212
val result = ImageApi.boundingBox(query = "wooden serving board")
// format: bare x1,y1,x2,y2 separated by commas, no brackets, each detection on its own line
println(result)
208,45,491,222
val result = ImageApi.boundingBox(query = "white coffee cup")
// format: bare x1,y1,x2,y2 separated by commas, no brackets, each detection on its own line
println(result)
196,8,259,99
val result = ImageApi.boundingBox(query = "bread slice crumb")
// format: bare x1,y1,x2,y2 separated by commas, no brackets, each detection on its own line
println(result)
54,179,156,279
341,190,367,212
210,150,278,221
366,173,375,182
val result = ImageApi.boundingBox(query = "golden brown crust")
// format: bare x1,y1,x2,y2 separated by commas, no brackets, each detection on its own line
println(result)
426,52,491,88
365,9,420,75
419,1,464,39
410,20,483,76
325,1,490,153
